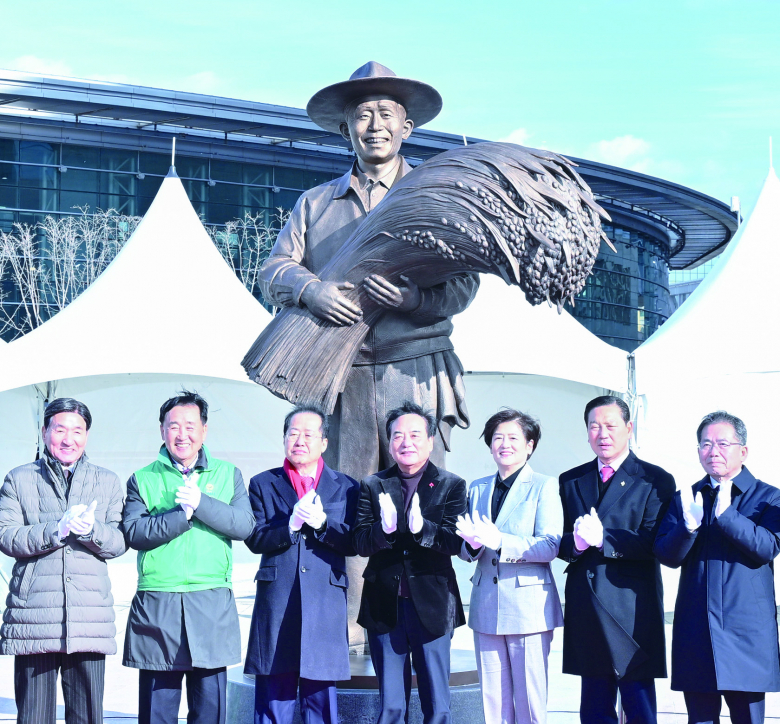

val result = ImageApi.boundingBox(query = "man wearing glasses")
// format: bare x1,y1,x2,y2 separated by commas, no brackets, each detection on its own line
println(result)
655,411,780,724
244,405,359,724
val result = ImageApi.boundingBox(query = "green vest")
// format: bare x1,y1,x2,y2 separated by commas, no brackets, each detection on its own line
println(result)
134,446,235,593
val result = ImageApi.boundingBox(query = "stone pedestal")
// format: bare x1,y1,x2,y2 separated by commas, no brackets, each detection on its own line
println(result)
227,652,483,724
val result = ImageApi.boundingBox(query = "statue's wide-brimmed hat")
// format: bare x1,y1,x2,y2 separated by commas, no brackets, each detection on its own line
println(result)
306,61,443,134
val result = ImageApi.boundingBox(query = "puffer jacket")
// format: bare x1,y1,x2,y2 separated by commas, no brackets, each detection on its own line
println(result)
0,454,126,655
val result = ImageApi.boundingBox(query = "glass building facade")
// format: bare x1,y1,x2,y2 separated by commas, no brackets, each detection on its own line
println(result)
0,138,337,231
570,222,673,352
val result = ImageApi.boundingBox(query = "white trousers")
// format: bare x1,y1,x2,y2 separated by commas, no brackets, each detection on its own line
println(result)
474,629,554,724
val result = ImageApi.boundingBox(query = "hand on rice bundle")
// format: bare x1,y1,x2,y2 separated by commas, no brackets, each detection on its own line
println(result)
242,141,612,412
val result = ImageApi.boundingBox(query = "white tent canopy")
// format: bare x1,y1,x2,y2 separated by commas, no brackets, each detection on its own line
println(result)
0,170,272,392
634,168,780,482
453,275,628,392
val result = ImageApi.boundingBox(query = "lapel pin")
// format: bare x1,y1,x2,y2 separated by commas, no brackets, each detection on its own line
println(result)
620,482,625,486
429,482,435,488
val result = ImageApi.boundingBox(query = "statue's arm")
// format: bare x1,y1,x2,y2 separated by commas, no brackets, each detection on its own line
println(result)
258,195,319,308
410,272,480,320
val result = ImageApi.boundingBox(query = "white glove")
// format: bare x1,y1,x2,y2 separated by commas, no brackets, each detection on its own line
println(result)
578,507,604,549
70,501,97,536
308,493,327,530
290,489,317,532
175,473,202,520
680,485,704,531
378,492,397,535
573,516,590,552
456,513,482,549
57,504,88,540
408,493,423,534
715,480,732,518
474,514,502,551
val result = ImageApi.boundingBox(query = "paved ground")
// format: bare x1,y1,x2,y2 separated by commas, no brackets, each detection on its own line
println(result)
0,550,778,723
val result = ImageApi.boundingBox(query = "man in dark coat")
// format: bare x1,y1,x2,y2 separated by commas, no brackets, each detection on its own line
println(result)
558,395,675,724
353,401,467,724
654,410,780,724
244,405,359,724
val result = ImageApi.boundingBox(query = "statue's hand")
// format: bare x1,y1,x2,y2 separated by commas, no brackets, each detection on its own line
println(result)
363,274,421,312
301,281,363,326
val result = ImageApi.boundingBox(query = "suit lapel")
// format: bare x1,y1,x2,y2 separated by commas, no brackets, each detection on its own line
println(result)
494,464,533,529
313,464,340,504
415,462,439,512
575,461,600,513
597,452,637,517
268,469,300,510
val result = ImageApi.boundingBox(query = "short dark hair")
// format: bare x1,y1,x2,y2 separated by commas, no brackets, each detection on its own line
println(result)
697,411,747,445
159,390,208,425
43,398,92,431
385,401,437,439
481,408,541,457
283,405,329,439
584,395,630,426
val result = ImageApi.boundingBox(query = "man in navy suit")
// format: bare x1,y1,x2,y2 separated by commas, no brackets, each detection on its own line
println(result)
244,405,360,724
655,411,780,724
558,395,675,724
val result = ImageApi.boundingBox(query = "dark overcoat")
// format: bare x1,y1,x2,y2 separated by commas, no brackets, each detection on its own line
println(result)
353,462,467,638
558,452,675,681
243,463,359,681
654,467,780,693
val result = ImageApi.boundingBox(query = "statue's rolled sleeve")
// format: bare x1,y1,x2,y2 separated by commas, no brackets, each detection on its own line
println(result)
259,196,320,308
412,272,480,321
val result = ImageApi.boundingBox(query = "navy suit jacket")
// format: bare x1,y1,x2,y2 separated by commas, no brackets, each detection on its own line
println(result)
559,451,675,681
244,463,359,681
654,467,780,693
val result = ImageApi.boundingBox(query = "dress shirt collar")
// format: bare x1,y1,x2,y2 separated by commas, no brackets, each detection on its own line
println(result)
598,447,630,475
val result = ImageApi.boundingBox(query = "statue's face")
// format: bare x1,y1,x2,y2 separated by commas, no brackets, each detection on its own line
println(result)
340,96,414,166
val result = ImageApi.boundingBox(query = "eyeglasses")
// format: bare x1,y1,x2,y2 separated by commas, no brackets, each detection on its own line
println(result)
285,430,322,443
698,441,742,453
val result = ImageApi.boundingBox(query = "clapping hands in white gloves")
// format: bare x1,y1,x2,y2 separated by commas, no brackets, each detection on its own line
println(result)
408,493,423,534
456,513,482,549
307,493,327,530
680,485,704,531
378,492,398,534
715,479,732,518
290,489,316,531
573,507,604,550
473,514,502,551
175,473,202,520
57,503,88,540
69,501,98,536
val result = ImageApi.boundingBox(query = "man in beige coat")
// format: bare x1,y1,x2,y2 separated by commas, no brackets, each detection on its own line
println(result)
458,409,563,724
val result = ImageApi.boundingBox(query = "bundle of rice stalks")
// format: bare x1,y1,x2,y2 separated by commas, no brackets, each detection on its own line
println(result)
242,141,612,412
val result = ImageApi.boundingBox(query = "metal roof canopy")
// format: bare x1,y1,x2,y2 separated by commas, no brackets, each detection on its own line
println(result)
0,70,736,269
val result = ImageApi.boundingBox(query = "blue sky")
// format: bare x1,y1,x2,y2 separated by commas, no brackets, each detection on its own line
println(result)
2,0,778,215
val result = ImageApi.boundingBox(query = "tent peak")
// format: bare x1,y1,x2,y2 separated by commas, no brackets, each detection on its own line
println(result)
166,166,179,178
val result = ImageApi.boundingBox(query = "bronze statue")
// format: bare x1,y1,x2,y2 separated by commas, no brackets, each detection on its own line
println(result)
243,62,611,651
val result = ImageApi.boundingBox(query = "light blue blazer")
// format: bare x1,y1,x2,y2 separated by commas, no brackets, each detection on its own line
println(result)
461,464,564,636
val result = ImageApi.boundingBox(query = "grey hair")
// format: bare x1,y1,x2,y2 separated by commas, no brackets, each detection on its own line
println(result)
696,411,747,445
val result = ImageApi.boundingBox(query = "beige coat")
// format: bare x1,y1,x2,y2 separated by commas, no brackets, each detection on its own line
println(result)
460,464,564,636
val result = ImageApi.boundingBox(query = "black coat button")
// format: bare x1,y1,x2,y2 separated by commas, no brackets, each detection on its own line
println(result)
587,571,595,579
492,558,497,566
493,576,498,584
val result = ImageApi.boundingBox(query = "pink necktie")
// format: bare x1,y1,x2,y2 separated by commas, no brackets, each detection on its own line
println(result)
600,465,614,483
302,477,314,494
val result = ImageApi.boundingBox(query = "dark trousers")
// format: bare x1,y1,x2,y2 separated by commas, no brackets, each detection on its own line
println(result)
138,667,227,724
254,672,337,724
367,597,452,724
580,676,657,724
684,691,765,724
14,652,105,724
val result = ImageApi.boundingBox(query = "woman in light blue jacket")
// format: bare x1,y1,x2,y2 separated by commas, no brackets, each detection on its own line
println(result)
457,409,563,724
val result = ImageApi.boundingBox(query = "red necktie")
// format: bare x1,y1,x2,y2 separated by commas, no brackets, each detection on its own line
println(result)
600,465,614,483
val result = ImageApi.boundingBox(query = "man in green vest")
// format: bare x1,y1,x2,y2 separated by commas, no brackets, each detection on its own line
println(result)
122,390,255,724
